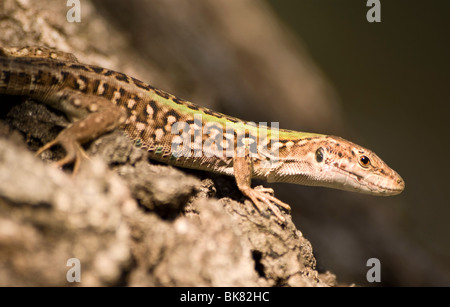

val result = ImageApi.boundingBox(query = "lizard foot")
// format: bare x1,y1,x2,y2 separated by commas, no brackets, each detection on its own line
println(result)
241,186,291,223
36,132,89,175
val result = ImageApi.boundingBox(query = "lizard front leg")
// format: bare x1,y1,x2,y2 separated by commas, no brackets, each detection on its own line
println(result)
233,150,291,223
36,89,127,173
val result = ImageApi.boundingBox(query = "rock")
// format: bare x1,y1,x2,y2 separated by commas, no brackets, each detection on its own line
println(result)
0,99,336,286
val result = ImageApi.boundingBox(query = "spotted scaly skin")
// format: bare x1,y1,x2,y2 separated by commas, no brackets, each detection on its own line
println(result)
0,46,405,222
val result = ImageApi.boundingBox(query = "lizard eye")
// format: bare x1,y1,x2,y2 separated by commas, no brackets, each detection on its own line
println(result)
315,147,324,163
359,155,371,168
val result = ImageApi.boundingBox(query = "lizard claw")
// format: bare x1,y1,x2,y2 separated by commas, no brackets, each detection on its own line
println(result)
36,134,88,175
241,186,291,223
254,185,275,196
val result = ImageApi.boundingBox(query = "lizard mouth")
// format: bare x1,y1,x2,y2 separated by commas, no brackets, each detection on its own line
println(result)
333,167,405,196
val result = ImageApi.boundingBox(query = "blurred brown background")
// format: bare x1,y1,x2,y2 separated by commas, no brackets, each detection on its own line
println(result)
267,0,450,285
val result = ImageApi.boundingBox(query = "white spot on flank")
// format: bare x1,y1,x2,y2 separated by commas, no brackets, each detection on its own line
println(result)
155,128,164,142
286,141,294,148
113,90,121,102
127,99,136,109
76,78,86,90
146,104,154,117
135,122,146,132
167,115,177,125
126,114,137,124
297,139,308,147
271,141,282,151
97,82,105,95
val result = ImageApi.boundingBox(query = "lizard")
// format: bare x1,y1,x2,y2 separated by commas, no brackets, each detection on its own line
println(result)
0,46,405,222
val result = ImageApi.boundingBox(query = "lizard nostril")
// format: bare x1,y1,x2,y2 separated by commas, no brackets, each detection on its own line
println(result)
396,178,405,189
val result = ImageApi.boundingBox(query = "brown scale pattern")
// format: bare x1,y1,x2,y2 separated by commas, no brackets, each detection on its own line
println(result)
1,56,305,164
0,47,405,221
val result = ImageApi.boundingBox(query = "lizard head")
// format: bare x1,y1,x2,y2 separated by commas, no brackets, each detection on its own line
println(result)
269,135,405,195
